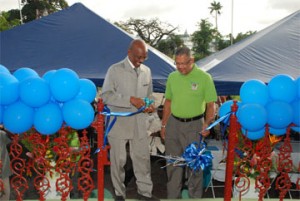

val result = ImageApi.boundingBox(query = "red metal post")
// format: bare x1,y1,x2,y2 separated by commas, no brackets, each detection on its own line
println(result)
92,99,110,201
224,101,239,201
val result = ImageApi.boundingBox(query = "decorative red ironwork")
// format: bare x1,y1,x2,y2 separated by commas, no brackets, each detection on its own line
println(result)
92,99,110,201
55,127,74,201
224,100,239,201
30,132,51,201
78,129,95,201
234,134,253,199
9,134,29,201
255,127,272,201
276,129,293,201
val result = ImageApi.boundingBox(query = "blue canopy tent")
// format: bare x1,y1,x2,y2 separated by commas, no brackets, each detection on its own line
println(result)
196,10,300,95
0,3,175,93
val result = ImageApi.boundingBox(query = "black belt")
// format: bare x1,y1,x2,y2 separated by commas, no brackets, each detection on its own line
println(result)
172,113,204,122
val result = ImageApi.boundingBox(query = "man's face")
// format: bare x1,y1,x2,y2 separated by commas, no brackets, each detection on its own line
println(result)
175,55,194,75
128,47,148,68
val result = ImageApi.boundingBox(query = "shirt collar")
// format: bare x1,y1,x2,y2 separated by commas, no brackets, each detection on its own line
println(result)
126,56,135,69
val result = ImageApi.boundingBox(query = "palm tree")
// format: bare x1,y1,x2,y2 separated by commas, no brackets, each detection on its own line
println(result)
209,1,222,31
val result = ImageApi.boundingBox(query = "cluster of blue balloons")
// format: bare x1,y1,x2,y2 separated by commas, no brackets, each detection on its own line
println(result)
0,64,97,135
219,74,300,140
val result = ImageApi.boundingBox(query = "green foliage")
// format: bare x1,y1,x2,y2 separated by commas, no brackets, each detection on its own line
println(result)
156,35,184,58
21,0,69,23
0,10,21,31
191,19,216,57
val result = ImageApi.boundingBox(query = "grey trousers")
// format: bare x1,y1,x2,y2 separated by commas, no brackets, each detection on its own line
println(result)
0,177,10,201
108,136,153,198
165,115,204,199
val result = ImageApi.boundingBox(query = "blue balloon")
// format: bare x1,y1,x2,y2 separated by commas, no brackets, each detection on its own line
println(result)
0,72,19,105
240,79,269,105
50,68,80,102
0,64,10,74
269,127,286,136
241,128,265,141
3,101,34,133
266,101,293,129
62,99,94,129
0,105,3,124
34,102,63,135
13,67,39,82
296,77,300,99
219,100,233,117
291,100,300,127
268,74,297,103
42,70,57,83
238,103,267,131
76,79,97,103
20,77,51,107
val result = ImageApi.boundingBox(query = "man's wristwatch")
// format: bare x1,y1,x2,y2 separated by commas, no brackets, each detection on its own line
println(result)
161,125,166,128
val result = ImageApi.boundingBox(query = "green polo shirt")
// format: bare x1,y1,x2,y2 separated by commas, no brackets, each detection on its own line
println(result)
165,64,217,118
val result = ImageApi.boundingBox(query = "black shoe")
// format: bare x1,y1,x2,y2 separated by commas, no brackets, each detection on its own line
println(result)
137,194,160,201
115,195,125,201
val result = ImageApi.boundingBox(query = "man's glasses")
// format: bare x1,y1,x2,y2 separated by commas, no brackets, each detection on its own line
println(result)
174,59,191,66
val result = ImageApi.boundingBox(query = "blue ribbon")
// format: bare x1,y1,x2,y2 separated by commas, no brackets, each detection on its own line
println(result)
181,141,213,171
94,98,154,154
156,112,235,171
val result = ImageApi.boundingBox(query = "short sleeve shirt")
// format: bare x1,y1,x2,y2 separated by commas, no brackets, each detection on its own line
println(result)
165,64,217,118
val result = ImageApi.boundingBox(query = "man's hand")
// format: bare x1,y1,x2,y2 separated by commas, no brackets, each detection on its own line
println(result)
130,96,145,109
143,104,155,113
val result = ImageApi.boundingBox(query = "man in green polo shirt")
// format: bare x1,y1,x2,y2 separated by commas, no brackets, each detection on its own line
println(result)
160,46,217,199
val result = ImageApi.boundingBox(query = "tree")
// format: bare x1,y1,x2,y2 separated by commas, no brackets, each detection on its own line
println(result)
234,31,256,43
209,1,222,31
116,18,177,47
21,0,68,23
191,19,216,60
156,34,184,58
0,10,21,31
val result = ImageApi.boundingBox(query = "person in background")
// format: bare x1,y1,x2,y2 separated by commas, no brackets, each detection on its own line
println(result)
0,125,12,201
160,46,217,199
101,39,159,201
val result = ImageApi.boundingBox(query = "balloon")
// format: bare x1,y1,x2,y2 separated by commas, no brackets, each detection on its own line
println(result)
266,101,293,129
76,79,97,103
268,74,297,103
0,105,3,124
13,67,39,82
42,70,57,83
3,101,34,133
291,100,300,127
240,79,269,105
19,77,51,107
0,72,19,105
296,77,300,99
50,68,80,102
241,128,265,141
269,127,286,136
238,103,267,131
62,99,94,130
0,64,10,74
219,100,233,117
34,102,63,135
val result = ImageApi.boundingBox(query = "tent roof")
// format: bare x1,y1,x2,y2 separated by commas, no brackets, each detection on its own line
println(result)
0,3,175,93
196,10,300,95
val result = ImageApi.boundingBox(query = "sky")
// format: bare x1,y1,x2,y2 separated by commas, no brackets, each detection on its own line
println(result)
1,0,300,37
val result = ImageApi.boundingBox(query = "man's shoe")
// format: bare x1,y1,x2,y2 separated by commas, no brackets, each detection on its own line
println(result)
137,193,160,201
115,195,125,201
